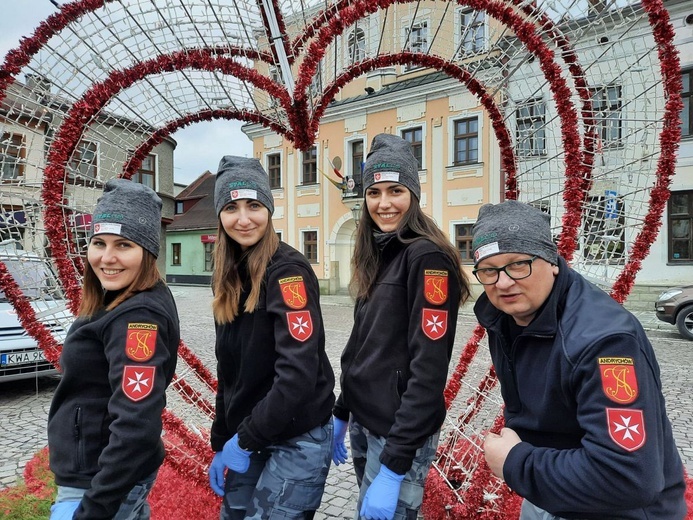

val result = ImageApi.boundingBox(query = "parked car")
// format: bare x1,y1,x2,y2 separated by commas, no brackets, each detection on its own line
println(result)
654,285,693,341
0,240,72,383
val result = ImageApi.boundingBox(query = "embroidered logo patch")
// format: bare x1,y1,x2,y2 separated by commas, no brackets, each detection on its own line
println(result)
126,323,158,362
279,276,308,309
606,408,645,452
287,310,313,342
422,309,447,340
424,270,448,305
122,365,156,402
599,357,638,404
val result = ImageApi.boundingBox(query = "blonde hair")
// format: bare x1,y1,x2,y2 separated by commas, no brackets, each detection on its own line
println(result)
211,219,279,324
79,250,163,317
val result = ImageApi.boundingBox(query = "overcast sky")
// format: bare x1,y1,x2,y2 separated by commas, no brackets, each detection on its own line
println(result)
0,2,254,186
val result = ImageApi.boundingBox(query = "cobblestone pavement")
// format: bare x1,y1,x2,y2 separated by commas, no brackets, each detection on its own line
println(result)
1,285,691,520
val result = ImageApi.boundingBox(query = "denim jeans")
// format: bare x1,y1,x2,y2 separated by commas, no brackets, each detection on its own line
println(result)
52,470,157,520
220,420,333,520
349,421,440,520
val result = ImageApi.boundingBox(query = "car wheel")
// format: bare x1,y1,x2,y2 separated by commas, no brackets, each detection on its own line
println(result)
675,304,693,341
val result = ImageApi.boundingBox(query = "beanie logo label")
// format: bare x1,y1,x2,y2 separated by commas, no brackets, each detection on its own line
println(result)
474,242,500,262
373,172,400,184
93,223,122,235
230,188,258,201
279,276,308,309
424,270,448,305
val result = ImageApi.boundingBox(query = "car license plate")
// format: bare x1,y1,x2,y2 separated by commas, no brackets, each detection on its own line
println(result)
0,350,47,366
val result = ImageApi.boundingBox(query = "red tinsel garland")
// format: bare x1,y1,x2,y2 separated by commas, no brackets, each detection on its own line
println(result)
444,324,486,408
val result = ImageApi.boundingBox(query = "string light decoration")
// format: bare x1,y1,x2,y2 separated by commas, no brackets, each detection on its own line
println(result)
0,0,686,516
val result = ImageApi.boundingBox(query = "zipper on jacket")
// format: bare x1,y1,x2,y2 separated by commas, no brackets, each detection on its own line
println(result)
396,370,405,397
73,406,81,440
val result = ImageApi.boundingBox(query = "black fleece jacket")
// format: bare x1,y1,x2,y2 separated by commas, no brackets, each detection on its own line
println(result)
474,257,686,519
48,282,180,520
211,242,335,452
334,236,463,474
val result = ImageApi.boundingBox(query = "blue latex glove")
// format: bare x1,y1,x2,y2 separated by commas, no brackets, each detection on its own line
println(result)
332,416,349,465
208,451,226,496
360,466,405,520
221,433,252,474
49,500,80,520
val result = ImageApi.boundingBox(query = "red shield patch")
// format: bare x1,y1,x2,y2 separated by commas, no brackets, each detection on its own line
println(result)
606,408,646,452
279,276,308,309
422,309,447,340
424,270,448,305
599,357,638,404
122,365,156,402
287,310,313,342
126,323,158,362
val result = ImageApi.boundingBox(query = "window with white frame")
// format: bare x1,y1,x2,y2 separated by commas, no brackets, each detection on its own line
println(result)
453,118,479,165
682,69,692,138
457,9,486,56
171,243,181,266
454,223,474,264
267,153,281,189
69,140,99,178
0,133,25,180
404,21,428,71
269,66,282,108
132,153,156,190
590,85,622,148
347,26,366,64
302,146,317,185
302,230,318,264
582,193,625,264
516,98,546,157
204,242,214,271
668,190,693,262
401,127,423,170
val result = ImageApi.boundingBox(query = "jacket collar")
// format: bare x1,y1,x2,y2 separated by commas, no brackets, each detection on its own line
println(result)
474,256,572,337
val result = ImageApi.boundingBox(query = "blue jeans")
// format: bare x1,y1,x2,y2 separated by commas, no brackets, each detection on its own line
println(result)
349,421,440,520
220,420,333,520
520,501,575,520
52,470,157,520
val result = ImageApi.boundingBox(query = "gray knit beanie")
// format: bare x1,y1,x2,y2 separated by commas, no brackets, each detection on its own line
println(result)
214,156,274,215
472,200,557,265
91,178,162,257
362,134,421,200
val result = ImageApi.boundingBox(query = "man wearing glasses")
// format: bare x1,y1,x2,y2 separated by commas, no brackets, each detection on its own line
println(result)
471,200,686,520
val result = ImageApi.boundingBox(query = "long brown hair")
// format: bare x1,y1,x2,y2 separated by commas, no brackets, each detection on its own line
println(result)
349,200,470,305
211,218,280,324
79,250,163,317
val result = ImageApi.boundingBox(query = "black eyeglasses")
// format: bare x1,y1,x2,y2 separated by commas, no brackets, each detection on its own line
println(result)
472,256,538,285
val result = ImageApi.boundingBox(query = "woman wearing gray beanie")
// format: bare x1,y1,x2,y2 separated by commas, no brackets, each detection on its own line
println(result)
207,156,335,519
332,134,471,520
47,178,180,520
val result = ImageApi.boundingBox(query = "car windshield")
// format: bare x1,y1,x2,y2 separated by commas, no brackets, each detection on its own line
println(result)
0,256,64,302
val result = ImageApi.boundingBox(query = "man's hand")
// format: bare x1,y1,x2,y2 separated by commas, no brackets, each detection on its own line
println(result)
359,465,405,520
221,433,252,474
483,427,522,479
332,417,349,465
